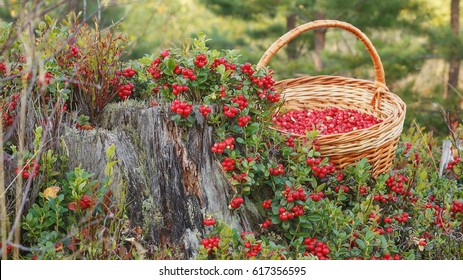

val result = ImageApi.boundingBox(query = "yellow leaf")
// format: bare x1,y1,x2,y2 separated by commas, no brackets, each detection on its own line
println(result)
43,186,60,201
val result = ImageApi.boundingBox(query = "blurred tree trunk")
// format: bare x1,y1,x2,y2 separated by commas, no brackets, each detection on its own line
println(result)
446,0,460,101
313,11,326,71
286,13,298,60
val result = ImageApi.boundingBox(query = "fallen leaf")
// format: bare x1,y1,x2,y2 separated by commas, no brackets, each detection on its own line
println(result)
43,186,60,201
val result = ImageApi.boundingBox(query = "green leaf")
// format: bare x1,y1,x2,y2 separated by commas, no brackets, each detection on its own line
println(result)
365,231,375,241
306,214,322,222
166,58,176,71
282,221,290,231
356,239,366,250
236,137,245,144
138,56,152,66
45,15,53,25
315,183,326,193
246,123,260,135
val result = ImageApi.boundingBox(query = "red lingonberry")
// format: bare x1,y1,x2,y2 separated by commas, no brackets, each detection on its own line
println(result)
223,105,239,118
203,217,216,227
269,164,284,176
237,115,251,127
118,83,134,100
261,199,272,209
122,67,137,78
211,137,234,154
199,104,211,117
160,49,170,58
194,54,208,68
79,194,92,209
221,157,236,171
211,57,236,71
181,68,197,80
170,100,193,118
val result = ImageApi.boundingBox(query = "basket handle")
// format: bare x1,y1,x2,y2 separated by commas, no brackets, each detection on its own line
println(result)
257,20,388,109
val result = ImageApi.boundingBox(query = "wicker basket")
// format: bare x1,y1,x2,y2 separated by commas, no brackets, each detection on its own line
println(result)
257,20,406,177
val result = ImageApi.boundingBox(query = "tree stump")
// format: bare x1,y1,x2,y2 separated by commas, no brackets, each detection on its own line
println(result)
61,102,261,258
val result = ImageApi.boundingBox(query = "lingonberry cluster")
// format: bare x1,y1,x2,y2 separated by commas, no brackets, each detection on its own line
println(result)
310,192,324,202
218,85,227,98
290,204,305,217
203,217,216,227
261,199,272,209
306,157,336,178
122,68,137,78
67,194,94,211
69,45,79,58
199,104,211,117
385,173,411,196
170,100,193,118
231,94,248,110
394,212,409,223
447,156,461,170
261,219,272,228
240,63,254,75
230,197,244,209
383,216,393,224
451,200,463,216
333,185,350,193
273,107,382,136
221,157,236,171
223,105,239,118
201,236,220,254
2,93,19,128
266,92,280,103
147,63,162,79
404,142,412,154
211,137,235,154
237,115,251,127
160,49,170,58
79,194,93,209
373,194,388,203
282,186,307,203
303,238,330,260
285,137,294,148
14,159,40,180
181,68,197,80
194,54,208,68
211,57,237,71
171,83,189,96
244,241,262,258
0,62,7,75
118,83,134,100
269,164,284,176
250,74,275,90
278,207,296,221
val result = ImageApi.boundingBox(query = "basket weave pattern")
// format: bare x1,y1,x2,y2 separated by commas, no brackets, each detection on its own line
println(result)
258,20,406,177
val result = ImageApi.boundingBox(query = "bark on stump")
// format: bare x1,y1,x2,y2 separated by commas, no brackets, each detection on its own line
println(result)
61,102,261,259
